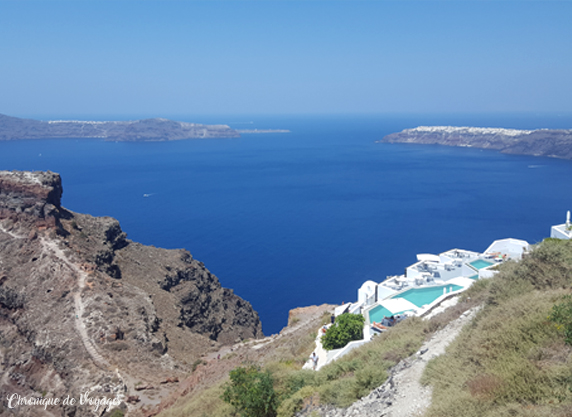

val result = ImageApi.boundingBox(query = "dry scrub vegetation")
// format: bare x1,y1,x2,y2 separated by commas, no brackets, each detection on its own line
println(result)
159,290,480,417
160,239,572,417
422,238,572,417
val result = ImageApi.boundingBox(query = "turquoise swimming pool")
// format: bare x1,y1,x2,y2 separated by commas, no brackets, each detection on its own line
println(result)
368,305,393,324
470,259,494,270
391,284,463,308
368,305,410,324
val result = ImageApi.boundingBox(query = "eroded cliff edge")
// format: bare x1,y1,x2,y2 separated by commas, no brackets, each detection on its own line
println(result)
379,126,572,160
0,170,262,416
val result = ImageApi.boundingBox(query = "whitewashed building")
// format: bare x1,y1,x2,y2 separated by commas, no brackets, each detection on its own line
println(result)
551,211,572,240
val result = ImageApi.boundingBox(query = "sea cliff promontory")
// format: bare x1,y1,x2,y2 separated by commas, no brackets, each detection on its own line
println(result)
0,113,240,141
379,126,572,160
0,170,262,416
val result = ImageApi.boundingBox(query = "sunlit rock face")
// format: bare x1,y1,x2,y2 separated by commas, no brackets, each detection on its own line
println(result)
0,170,262,416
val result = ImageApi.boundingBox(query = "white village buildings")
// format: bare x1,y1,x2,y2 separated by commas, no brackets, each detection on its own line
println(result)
306,214,570,371
305,237,530,370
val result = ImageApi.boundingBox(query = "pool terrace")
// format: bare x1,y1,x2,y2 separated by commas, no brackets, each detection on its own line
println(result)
363,279,470,328
360,245,521,337
306,237,531,371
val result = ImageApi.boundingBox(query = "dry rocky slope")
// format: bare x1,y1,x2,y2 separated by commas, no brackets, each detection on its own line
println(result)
0,114,239,141
297,307,480,417
0,170,262,417
380,126,572,160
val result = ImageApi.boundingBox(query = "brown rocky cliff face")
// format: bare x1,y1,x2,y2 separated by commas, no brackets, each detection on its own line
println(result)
0,171,63,230
0,170,262,416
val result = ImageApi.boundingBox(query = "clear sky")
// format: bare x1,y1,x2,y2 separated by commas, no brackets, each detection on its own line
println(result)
1,0,571,117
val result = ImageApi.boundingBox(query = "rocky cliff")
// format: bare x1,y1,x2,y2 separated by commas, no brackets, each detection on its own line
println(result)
380,126,572,160
0,114,240,141
0,171,262,416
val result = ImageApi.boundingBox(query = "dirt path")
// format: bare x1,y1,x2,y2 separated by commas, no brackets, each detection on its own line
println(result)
40,238,111,369
0,222,24,239
381,307,479,417
37,238,167,409
39,237,165,410
1,222,172,411
312,307,479,417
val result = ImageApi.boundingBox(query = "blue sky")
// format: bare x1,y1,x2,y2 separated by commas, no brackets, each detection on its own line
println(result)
1,1,571,117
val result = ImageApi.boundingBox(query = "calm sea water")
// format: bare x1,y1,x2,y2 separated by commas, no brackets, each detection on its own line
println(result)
2,113,572,334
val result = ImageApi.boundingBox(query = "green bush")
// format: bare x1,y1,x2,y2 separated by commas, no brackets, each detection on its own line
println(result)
222,365,279,417
352,366,388,399
277,386,316,417
549,295,572,345
321,313,365,350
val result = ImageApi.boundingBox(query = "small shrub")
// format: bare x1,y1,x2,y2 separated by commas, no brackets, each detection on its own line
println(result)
352,366,387,398
283,370,317,396
321,313,364,350
317,378,356,407
549,295,572,345
191,359,205,372
222,365,279,417
277,386,316,417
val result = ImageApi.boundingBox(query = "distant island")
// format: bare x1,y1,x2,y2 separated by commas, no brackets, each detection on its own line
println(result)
379,126,572,160
0,113,243,141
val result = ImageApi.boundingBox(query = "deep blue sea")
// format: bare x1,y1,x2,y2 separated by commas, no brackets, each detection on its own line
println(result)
2,113,572,335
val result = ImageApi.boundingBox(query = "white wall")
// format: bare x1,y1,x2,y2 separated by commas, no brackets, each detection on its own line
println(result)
406,265,421,279
376,285,397,301
479,269,498,279
358,280,378,305
551,225,571,240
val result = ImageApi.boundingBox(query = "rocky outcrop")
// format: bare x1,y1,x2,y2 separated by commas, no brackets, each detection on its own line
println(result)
0,113,240,141
0,170,64,230
288,305,332,326
380,126,572,160
0,170,262,416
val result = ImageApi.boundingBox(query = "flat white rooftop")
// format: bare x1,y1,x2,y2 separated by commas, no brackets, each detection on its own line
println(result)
550,212,571,240
484,238,530,260
551,224,572,240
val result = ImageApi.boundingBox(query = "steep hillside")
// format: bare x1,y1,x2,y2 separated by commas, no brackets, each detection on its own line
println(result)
162,239,572,417
421,239,572,417
0,170,262,416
